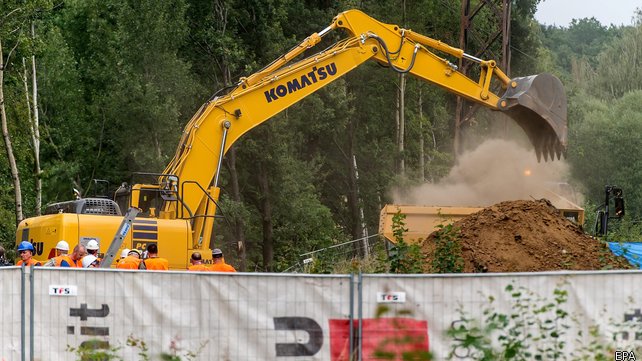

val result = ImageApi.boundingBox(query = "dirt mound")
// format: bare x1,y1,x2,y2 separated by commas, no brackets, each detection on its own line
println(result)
421,199,632,273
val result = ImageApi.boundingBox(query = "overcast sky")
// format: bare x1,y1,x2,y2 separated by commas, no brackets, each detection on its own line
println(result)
535,0,640,27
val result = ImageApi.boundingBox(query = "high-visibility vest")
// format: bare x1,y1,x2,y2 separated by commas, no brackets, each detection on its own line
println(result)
116,256,142,269
54,255,76,268
144,257,169,271
210,262,236,272
188,264,210,272
17,259,42,267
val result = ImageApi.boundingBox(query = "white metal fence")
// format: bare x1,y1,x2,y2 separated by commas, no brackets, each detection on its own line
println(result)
3,267,642,360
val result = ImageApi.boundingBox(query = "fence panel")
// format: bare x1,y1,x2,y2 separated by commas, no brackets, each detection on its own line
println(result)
361,271,642,360
0,267,23,361
30,268,352,360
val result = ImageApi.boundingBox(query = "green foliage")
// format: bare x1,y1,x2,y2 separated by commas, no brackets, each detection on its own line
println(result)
591,15,642,99
447,282,642,360
568,91,642,217
431,223,464,274
67,340,122,361
448,282,571,360
126,335,150,361
68,335,206,361
605,215,642,243
388,210,424,274
540,18,621,76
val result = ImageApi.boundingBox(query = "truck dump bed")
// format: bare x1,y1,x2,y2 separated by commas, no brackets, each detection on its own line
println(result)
379,194,584,244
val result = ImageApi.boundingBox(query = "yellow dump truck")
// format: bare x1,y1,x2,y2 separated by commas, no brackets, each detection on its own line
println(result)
379,192,584,244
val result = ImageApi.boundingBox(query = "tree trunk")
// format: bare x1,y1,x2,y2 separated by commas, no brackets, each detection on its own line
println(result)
257,159,274,271
21,29,42,215
30,23,42,216
353,155,369,257
397,1,407,177
0,39,24,225
397,73,406,176
418,87,425,181
225,146,247,271
345,122,362,257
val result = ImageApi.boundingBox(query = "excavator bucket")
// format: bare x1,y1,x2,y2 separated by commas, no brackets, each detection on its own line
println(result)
498,73,567,161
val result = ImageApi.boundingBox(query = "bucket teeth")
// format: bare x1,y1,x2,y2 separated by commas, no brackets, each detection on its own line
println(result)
535,136,565,163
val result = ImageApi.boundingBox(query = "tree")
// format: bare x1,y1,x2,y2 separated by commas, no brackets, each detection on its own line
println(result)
48,0,199,196
0,35,24,225
568,91,642,216
1,0,52,225
591,13,642,99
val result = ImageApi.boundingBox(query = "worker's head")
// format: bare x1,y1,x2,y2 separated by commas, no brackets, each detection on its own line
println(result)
87,239,100,253
128,249,141,259
146,243,158,255
120,248,131,259
81,255,99,268
56,240,70,255
190,252,202,264
71,244,87,261
212,248,224,263
17,241,35,260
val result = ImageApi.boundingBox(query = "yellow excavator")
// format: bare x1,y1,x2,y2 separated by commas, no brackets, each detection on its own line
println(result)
15,9,567,269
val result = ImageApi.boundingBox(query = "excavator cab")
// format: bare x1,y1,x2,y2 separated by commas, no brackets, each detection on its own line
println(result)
498,73,567,162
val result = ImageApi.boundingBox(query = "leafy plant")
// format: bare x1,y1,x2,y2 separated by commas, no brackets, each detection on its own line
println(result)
388,210,424,274
160,335,208,361
431,223,464,274
447,282,570,360
67,340,122,361
69,335,206,361
126,335,150,361
446,281,642,360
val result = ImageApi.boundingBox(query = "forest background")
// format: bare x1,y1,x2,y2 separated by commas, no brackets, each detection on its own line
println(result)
1,0,641,272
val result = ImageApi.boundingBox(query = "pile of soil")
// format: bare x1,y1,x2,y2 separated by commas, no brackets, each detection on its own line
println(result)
421,199,633,273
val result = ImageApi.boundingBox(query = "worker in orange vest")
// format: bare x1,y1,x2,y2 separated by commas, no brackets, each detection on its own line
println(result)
86,239,102,264
71,244,87,268
119,248,131,262
187,252,210,272
210,248,236,272
142,244,169,270
46,241,76,267
16,242,41,267
117,249,144,269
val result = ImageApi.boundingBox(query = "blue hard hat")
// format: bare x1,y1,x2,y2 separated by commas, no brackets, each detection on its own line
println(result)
18,241,35,252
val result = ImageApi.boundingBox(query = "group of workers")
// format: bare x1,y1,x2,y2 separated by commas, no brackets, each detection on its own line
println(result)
113,243,169,270
14,240,236,272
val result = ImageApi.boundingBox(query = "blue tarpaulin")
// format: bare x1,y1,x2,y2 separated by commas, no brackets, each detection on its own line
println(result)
608,242,642,269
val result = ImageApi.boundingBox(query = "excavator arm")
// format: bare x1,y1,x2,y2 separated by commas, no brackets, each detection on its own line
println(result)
152,9,567,246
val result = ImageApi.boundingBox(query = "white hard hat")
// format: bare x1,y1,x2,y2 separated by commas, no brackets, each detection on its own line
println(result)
120,248,130,258
81,255,98,268
86,239,99,250
55,240,70,252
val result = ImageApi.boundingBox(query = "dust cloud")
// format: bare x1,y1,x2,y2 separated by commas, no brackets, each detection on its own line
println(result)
391,139,582,207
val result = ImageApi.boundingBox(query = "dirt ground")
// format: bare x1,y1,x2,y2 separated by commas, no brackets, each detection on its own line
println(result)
421,199,633,273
